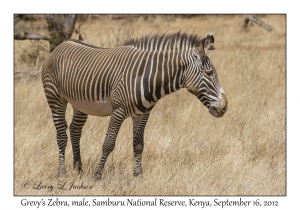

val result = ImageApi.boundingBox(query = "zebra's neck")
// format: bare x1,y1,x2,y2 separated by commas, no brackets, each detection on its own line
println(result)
127,47,186,114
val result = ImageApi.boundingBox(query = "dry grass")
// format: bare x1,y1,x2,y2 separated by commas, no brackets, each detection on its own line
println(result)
14,14,285,196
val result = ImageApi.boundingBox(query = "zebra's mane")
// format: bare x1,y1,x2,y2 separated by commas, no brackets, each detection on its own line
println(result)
123,31,202,51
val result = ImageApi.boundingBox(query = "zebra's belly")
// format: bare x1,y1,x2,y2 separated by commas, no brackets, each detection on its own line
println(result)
65,97,113,117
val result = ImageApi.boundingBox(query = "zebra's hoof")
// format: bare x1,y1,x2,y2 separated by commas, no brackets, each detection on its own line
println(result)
73,161,82,173
94,173,102,181
57,168,66,176
56,171,68,178
77,170,84,179
133,170,143,177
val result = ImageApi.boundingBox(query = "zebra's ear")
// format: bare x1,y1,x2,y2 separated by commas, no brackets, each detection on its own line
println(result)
197,33,215,57
197,38,206,57
204,33,215,51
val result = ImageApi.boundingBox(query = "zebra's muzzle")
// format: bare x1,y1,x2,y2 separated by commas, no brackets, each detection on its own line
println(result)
209,106,222,117
209,93,228,117
209,106,223,117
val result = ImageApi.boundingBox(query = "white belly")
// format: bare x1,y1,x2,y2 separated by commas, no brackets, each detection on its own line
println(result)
65,97,113,116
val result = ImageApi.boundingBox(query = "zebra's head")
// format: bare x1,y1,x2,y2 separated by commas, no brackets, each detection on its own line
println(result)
183,33,228,117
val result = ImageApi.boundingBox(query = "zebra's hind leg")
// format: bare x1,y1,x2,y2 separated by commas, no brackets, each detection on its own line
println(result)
94,109,125,180
132,114,150,177
46,93,68,175
70,108,88,174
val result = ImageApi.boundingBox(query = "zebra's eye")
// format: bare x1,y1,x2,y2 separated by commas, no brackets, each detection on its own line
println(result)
206,70,213,76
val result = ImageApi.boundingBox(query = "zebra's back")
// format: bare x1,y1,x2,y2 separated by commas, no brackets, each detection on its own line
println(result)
42,40,131,116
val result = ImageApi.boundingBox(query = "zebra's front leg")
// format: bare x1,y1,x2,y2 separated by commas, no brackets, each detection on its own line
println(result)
132,114,150,177
70,108,88,173
94,110,125,180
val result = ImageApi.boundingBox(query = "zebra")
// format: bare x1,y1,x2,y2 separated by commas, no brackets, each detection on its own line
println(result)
41,31,228,180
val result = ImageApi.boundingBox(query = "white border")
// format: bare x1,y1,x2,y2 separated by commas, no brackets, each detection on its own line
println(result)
4,0,299,209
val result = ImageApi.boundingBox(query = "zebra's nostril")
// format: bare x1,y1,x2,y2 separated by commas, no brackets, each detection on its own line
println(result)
223,106,227,112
